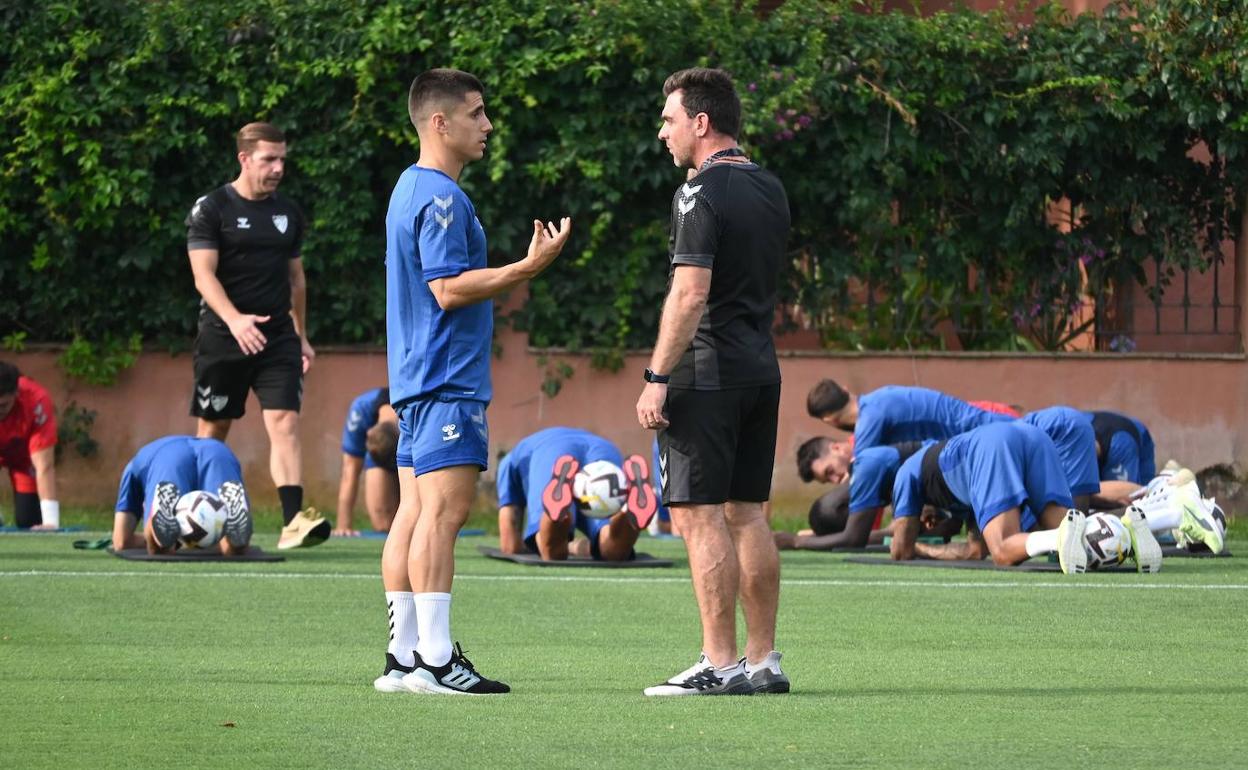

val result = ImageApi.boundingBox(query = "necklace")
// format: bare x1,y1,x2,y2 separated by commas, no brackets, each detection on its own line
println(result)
699,146,748,172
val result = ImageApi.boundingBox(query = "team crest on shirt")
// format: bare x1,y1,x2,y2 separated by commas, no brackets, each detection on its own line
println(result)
32,402,47,427
272,214,288,233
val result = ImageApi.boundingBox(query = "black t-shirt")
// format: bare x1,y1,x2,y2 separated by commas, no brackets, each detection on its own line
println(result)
666,160,790,390
186,184,305,329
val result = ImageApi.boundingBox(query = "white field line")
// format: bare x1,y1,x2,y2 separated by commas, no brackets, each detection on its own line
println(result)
0,569,1246,591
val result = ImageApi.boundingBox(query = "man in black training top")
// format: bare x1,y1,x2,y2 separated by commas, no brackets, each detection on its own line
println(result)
635,68,791,696
185,121,329,550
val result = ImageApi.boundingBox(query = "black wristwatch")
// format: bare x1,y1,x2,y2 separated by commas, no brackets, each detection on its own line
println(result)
643,368,670,384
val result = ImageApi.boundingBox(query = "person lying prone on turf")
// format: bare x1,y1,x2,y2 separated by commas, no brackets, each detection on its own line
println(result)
777,439,959,551
496,427,658,561
113,435,252,556
885,421,1171,574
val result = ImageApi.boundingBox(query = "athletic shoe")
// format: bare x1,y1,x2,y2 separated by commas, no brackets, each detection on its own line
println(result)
622,454,659,530
643,654,754,696
1056,510,1088,575
745,651,790,694
400,643,510,695
373,653,415,693
150,481,181,549
542,454,579,522
1121,506,1162,574
218,481,252,548
277,507,331,550
1176,491,1225,554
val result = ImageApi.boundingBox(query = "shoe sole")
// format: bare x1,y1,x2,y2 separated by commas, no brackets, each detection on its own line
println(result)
401,671,495,696
749,672,791,694
623,454,659,530
218,481,252,547
1123,509,1162,574
643,673,756,697
541,455,579,522
151,482,181,550
374,675,410,693
277,518,332,550
1179,495,1225,555
1057,511,1088,575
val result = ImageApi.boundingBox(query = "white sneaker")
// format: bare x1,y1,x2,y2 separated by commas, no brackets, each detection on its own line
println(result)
373,653,415,693
1057,510,1088,574
643,654,754,696
1176,493,1226,554
745,651,790,694
1121,506,1162,573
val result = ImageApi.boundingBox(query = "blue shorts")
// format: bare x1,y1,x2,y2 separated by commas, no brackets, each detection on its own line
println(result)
941,422,1074,532
396,398,488,476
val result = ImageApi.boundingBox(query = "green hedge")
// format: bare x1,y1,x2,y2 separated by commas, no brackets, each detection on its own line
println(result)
1,1,1245,370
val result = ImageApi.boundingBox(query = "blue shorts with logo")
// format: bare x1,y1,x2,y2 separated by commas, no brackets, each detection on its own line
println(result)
396,397,489,476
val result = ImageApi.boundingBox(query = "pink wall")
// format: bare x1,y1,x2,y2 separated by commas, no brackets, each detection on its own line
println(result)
8,325,1246,510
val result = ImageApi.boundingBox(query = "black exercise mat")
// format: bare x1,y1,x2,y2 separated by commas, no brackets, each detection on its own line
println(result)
478,545,672,568
843,555,1136,573
1162,546,1232,558
109,546,284,562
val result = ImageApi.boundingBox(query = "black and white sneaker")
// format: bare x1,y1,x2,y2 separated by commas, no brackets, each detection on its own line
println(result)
373,653,415,693
218,481,252,548
150,482,181,549
643,654,754,696
745,651,790,694
400,643,510,695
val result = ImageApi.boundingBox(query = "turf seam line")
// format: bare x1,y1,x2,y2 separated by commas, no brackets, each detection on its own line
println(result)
1,569,1247,590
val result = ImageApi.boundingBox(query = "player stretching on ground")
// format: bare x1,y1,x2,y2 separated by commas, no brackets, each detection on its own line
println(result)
112,435,251,556
0,361,60,529
374,69,570,696
335,387,399,536
636,68,790,696
185,122,327,549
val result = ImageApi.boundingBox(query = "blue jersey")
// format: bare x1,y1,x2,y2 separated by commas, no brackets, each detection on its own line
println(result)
854,386,1013,456
385,165,492,407
848,446,904,515
1021,406,1100,498
1084,411,1156,483
342,387,385,461
115,436,244,520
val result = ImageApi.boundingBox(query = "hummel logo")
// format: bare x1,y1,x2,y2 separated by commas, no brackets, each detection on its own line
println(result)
677,183,701,216
681,183,702,197
442,664,480,691
1109,464,1128,480
433,194,453,211
237,217,250,229
435,211,454,230
442,423,461,442
659,452,669,489
347,411,363,432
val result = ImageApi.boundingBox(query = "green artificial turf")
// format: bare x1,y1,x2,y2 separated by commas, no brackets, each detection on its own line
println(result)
1,522,1246,769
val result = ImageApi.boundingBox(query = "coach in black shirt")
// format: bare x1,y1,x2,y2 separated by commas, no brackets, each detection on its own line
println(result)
637,69,790,697
185,122,329,550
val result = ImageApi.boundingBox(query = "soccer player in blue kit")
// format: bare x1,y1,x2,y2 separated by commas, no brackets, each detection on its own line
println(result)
111,435,251,556
374,69,571,696
495,427,658,562
807,381,1014,454
1020,406,1101,510
334,387,398,536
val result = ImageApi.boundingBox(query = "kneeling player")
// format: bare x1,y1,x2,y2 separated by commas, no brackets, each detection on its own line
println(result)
113,435,251,555
888,421,1162,573
497,427,658,561
335,387,399,535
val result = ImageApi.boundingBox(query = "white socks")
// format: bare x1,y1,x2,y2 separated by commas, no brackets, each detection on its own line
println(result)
1025,529,1059,557
414,592,453,667
385,591,417,667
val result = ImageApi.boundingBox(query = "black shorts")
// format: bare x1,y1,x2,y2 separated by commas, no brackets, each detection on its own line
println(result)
658,383,780,506
190,319,303,420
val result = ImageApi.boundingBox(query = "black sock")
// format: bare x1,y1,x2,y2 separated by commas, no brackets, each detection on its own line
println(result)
14,492,41,528
278,485,303,525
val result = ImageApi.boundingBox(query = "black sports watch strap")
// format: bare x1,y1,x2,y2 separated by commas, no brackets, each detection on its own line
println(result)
643,368,670,384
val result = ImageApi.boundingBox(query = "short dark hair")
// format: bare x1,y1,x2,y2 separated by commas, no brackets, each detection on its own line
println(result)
807,379,850,418
796,436,834,483
808,485,850,536
236,122,285,154
408,68,485,129
366,421,399,473
0,361,19,395
662,67,741,140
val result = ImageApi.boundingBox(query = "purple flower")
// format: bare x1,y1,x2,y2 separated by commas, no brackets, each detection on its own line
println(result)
781,129,795,141
747,82,757,92
776,114,788,126
797,115,813,127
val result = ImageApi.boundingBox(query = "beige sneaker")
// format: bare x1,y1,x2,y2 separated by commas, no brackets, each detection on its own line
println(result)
278,508,331,550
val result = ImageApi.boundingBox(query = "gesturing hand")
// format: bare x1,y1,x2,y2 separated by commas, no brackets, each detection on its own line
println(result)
524,218,572,275
228,314,271,355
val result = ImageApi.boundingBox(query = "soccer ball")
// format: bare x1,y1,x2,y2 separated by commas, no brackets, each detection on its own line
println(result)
1083,512,1130,570
573,460,627,519
174,490,227,549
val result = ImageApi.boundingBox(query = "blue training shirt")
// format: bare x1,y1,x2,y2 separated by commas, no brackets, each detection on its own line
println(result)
385,165,492,407
854,385,1013,456
341,388,385,458
848,446,903,515
496,427,621,512
115,435,243,517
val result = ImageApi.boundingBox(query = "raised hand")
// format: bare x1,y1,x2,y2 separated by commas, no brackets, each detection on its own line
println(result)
524,217,572,275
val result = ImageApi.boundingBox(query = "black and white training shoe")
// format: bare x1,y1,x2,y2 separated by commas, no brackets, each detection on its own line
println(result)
150,482,181,549
643,654,754,696
373,653,415,693
218,481,252,548
745,651,790,694
400,643,510,695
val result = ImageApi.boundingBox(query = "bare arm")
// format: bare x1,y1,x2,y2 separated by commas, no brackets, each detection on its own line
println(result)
889,516,920,560
289,257,315,370
915,529,987,561
188,248,270,355
498,504,524,554
782,508,878,551
112,512,144,551
428,219,571,311
636,265,711,429
335,454,365,534
31,445,55,501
